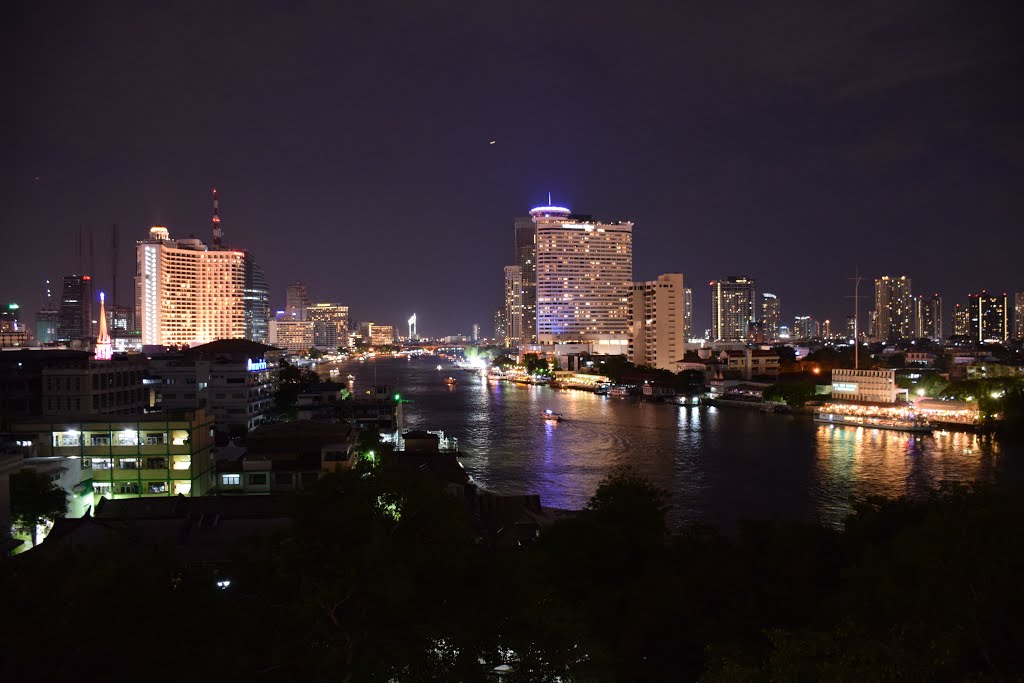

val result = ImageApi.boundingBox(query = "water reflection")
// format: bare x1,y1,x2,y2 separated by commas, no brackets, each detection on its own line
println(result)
322,358,1016,530
814,425,1003,527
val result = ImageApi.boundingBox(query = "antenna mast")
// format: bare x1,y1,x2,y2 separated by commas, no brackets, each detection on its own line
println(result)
112,224,119,311
212,187,222,247
851,269,862,370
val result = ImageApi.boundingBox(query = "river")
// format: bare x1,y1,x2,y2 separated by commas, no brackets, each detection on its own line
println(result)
322,356,1022,529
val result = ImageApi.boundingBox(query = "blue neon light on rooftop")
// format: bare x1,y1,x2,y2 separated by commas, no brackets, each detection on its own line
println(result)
529,205,571,214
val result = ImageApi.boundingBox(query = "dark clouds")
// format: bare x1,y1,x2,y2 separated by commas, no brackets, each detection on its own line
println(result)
1,1,1021,335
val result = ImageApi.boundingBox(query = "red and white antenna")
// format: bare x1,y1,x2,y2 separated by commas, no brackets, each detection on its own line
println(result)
211,187,222,246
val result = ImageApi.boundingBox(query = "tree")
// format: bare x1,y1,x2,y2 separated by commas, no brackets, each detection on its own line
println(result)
11,469,68,547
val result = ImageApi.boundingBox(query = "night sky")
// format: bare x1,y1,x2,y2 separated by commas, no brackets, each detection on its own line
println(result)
2,2,1022,337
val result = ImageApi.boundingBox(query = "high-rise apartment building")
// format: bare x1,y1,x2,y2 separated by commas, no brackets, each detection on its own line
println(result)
285,283,310,321
953,304,970,337
503,265,523,348
874,275,914,341
307,303,349,351
845,316,857,341
968,291,1008,342
629,273,684,371
135,227,247,347
710,277,756,342
268,319,313,354
683,287,693,341
761,292,780,342
793,315,815,341
57,274,93,343
514,216,537,347
244,255,271,344
1016,292,1024,341
914,293,942,340
494,307,507,344
534,205,634,347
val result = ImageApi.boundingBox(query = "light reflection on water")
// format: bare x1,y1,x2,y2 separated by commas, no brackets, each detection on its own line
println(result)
326,358,1017,530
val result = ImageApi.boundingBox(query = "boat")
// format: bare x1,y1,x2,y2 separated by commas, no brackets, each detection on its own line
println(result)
436,365,443,371
541,409,564,422
444,377,457,386
346,374,355,380
813,410,933,433
608,386,631,397
593,383,612,395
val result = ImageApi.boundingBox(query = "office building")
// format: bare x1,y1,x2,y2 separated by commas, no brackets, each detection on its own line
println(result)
135,226,246,347
268,319,314,354
370,325,395,346
244,254,271,344
57,274,93,343
472,323,480,342
307,303,349,351
534,205,633,347
35,308,59,345
968,291,1008,342
503,265,523,348
285,283,310,320
1016,292,1024,341
683,287,693,341
953,304,970,337
874,275,914,341
514,215,538,347
915,293,942,340
761,292,780,342
629,273,685,371
1,304,30,348
822,319,832,339
710,277,756,342
845,316,857,341
494,307,507,344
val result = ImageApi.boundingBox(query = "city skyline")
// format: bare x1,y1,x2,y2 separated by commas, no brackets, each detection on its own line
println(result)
2,3,1022,336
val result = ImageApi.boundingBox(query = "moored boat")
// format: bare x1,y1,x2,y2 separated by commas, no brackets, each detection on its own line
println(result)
813,410,933,433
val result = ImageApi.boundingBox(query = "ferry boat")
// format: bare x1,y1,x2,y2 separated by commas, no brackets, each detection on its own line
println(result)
813,410,933,433
444,377,457,386
608,386,631,398
541,409,564,422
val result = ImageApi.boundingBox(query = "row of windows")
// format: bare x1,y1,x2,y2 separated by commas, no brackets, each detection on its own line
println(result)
85,455,179,469
93,481,169,495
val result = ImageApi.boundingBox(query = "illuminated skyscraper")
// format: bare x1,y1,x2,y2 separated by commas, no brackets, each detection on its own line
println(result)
285,283,310,321
873,275,914,341
135,226,246,347
968,291,1008,342
307,303,349,351
1016,292,1024,341
534,205,633,348
514,215,537,347
629,273,685,371
914,293,942,340
57,274,93,342
503,265,523,348
761,292,780,342
244,255,270,344
683,287,693,341
710,277,756,342
953,304,970,336
792,315,815,341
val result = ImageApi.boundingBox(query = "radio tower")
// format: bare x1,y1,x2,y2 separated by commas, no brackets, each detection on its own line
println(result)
211,187,223,247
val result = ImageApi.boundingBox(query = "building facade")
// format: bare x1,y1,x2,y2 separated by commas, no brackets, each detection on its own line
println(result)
761,292,780,342
135,227,247,347
831,368,899,403
57,274,93,343
968,291,1008,342
10,409,215,506
629,273,685,371
513,215,537,347
285,283,310,321
503,265,523,348
710,277,756,342
953,304,970,337
683,287,693,341
915,293,942,340
307,303,349,351
1016,292,1024,341
244,254,271,344
874,275,914,341
534,205,633,346
268,319,313,354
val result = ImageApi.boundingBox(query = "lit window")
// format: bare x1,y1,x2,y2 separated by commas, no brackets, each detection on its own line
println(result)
221,474,240,486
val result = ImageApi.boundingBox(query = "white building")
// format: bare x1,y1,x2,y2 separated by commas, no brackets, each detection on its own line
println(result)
831,368,901,403
629,273,685,371
269,319,314,354
135,226,246,347
534,205,633,351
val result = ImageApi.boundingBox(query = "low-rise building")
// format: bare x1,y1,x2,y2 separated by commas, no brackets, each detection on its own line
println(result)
831,368,903,403
9,409,215,509
720,349,780,380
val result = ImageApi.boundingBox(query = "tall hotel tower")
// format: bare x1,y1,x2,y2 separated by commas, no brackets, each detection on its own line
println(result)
710,277,756,341
533,205,633,348
135,226,246,347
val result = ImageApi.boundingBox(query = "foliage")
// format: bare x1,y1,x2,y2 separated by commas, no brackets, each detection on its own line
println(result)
3,472,1023,681
491,354,515,369
10,469,68,547
274,359,320,416
523,353,552,376
764,381,818,406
